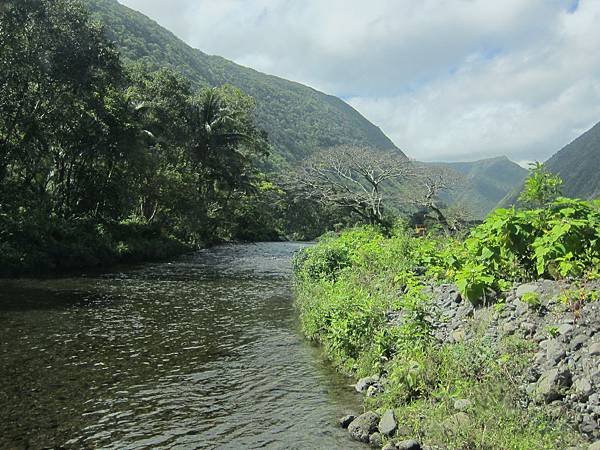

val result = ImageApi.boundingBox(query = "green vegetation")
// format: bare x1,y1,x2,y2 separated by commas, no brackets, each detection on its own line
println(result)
293,166,599,447
545,120,600,200
432,156,528,219
0,0,347,275
82,0,401,165
518,162,563,208
502,122,600,207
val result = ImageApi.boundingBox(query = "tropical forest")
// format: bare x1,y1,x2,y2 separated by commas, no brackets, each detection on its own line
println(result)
1,1,599,449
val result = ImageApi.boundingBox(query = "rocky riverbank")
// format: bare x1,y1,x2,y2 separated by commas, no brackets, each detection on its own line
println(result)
340,278,600,450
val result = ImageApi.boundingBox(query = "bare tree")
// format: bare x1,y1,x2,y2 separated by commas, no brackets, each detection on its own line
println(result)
289,145,411,225
409,163,465,234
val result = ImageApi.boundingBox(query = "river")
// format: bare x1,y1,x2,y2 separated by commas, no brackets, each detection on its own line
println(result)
0,242,364,449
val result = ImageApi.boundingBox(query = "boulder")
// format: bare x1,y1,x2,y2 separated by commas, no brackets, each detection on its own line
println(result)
589,342,600,356
369,432,383,447
516,283,539,298
545,340,567,364
339,414,356,429
356,376,380,393
534,368,572,403
574,377,593,400
396,439,421,450
367,384,382,397
378,409,398,437
588,441,600,450
348,411,380,443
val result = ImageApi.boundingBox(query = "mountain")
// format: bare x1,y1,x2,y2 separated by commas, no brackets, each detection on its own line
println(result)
544,121,600,199
83,0,402,165
501,121,600,207
432,156,528,218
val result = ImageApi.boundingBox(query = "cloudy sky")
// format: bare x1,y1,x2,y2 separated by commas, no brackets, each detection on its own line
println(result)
118,0,600,163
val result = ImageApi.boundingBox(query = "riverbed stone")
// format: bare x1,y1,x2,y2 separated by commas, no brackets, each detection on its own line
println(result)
589,343,600,356
516,283,539,298
356,376,380,393
378,409,398,437
545,340,567,364
535,368,572,403
339,414,356,429
367,384,382,397
348,411,380,443
396,439,421,450
369,432,383,447
588,441,600,450
574,377,593,400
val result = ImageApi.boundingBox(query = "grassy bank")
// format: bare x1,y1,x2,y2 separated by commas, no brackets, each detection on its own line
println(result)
293,198,600,449
0,215,193,277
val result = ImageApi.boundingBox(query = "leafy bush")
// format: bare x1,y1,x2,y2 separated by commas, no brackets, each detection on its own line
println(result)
456,198,600,302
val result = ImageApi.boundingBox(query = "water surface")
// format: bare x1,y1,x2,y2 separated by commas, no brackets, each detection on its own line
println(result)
0,243,363,449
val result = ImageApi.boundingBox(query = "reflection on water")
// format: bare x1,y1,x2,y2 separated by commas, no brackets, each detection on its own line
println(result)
0,243,363,449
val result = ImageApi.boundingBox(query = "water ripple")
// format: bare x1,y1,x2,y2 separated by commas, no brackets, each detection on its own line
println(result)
0,243,363,449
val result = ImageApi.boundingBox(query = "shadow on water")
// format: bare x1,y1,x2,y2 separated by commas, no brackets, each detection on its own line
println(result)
0,242,364,449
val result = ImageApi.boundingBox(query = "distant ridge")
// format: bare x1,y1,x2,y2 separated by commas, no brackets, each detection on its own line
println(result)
500,121,600,207
428,156,528,218
545,121,600,199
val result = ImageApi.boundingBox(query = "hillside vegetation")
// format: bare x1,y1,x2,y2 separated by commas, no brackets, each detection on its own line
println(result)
545,121,600,200
0,0,346,276
294,194,600,448
502,121,600,207
433,156,527,218
82,0,401,164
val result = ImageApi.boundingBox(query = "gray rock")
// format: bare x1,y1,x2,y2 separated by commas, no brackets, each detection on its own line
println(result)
396,440,421,450
516,283,539,297
580,414,599,434
503,322,518,335
456,303,474,320
575,377,593,400
369,432,383,447
520,322,537,334
453,398,472,412
356,376,379,393
559,324,575,335
348,411,380,443
382,443,397,450
589,343,600,356
588,441,600,450
367,384,381,397
378,409,398,437
571,334,588,351
545,340,567,364
534,368,572,403
339,414,356,429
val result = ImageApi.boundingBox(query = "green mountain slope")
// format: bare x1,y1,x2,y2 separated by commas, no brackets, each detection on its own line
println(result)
432,156,528,218
83,0,402,164
545,121,600,199
501,121,600,207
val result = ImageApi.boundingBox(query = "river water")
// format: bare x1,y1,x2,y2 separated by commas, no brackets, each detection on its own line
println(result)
0,243,364,449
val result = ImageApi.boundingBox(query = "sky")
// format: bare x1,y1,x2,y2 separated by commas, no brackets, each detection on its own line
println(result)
118,0,600,164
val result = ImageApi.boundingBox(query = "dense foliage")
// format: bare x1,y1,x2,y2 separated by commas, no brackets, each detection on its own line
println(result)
293,194,599,448
81,0,401,165
0,0,345,275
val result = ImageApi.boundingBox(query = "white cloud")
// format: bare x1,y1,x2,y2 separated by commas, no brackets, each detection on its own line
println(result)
118,0,600,162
